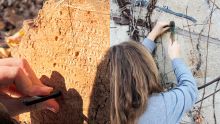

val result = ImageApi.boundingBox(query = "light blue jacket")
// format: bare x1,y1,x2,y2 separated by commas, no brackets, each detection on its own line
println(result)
138,38,198,124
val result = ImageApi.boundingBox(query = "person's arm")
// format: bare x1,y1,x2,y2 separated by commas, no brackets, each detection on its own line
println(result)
162,41,198,124
142,22,170,53
142,38,156,53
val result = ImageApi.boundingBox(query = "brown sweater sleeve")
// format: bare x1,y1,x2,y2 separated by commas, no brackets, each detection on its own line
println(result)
0,102,17,124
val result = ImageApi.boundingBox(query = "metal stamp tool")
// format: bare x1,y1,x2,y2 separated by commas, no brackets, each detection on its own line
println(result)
22,90,62,106
170,21,175,44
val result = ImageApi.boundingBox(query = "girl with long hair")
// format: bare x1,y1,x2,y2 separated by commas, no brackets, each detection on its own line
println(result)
110,22,198,124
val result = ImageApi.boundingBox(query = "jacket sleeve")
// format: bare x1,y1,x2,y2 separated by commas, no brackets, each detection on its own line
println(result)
142,38,156,53
162,58,198,124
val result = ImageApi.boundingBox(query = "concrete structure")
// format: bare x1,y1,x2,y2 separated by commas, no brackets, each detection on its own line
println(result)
111,0,220,123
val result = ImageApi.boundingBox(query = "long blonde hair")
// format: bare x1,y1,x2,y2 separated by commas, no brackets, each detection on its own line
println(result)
110,41,163,124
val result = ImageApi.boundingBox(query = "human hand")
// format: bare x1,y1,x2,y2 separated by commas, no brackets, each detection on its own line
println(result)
0,58,59,116
147,21,170,41
168,39,181,60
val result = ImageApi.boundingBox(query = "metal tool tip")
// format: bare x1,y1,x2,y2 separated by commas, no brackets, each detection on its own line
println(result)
170,21,175,28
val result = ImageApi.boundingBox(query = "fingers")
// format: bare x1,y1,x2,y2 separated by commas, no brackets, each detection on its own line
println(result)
155,21,170,35
157,21,170,27
1,85,23,98
0,58,60,115
26,99,59,114
162,27,170,33
43,99,60,113
0,58,43,86
25,85,53,96
0,66,52,96
0,58,53,95
0,66,31,88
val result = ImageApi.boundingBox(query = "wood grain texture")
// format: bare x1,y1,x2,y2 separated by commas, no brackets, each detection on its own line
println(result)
12,0,110,123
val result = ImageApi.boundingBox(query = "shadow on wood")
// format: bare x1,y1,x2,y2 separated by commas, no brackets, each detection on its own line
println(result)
30,71,84,124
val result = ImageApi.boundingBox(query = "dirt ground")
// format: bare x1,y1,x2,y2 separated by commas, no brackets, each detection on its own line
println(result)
0,0,44,40
0,0,44,59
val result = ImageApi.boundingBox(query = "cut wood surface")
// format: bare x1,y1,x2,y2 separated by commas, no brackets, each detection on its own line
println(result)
12,0,110,123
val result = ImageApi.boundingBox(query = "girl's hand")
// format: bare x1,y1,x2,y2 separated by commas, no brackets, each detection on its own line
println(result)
147,21,170,41
168,39,181,60
0,58,59,116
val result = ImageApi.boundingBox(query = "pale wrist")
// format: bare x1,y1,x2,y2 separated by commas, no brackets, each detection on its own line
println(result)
147,32,157,41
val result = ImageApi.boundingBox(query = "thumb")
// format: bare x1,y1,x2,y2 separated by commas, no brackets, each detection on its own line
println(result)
27,85,53,96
